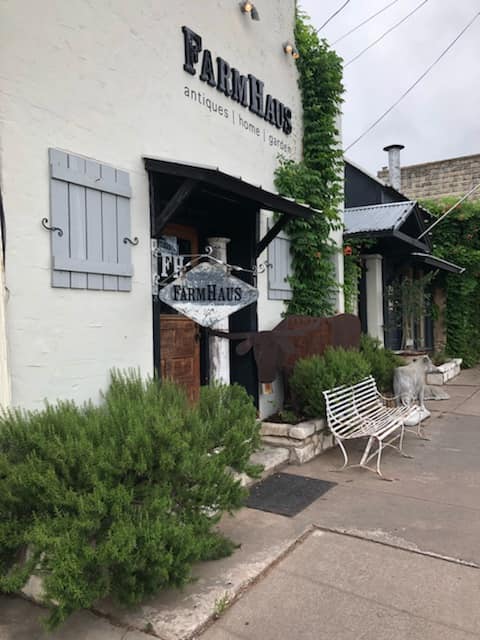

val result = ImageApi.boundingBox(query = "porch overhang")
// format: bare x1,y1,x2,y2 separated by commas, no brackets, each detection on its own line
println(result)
344,200,433,252
411,252,465,274
144,157,317,257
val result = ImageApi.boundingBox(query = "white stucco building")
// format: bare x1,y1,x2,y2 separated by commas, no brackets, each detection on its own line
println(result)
0,0,344,416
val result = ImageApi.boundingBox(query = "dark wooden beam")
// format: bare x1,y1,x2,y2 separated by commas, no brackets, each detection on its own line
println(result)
144,158,313,221
393,230,430,252
412,206,432,250
255,214,292,258
154,178,198,235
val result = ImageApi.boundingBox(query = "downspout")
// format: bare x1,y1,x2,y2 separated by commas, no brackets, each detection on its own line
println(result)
0,188,11,408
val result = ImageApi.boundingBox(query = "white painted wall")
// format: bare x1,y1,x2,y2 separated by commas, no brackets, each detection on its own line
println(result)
0,0,302,409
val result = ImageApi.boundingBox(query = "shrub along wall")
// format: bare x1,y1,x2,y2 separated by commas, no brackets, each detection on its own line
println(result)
0,371,260,629
289,347,371,419
289,340,404,419
359,334,405,392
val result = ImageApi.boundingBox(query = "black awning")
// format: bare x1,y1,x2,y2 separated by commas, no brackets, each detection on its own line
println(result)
144,157,314,220
411,252,465,274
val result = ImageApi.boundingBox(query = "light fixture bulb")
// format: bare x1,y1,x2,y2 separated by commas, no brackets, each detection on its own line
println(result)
284,42,294,55
241,1,253,12
292,49,300,60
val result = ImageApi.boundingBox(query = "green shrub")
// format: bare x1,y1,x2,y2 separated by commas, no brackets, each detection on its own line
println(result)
432,350,448,367
0,371,260,629
359,334,405,393
289,347,371,418
197,383,261,476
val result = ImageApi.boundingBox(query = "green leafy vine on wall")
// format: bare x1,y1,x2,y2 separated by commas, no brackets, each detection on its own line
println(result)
423,197,480,366
342,239,365,314
343,251,360,314
274,10,344,317
342,237,377,313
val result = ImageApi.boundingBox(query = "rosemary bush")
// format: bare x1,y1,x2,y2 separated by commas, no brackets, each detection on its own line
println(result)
0,372,259,628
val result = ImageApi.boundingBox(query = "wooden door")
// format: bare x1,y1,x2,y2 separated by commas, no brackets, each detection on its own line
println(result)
159,224,200,402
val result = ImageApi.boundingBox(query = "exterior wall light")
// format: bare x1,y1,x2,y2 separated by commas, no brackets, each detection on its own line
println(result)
283,42,300,59
241,1,260,20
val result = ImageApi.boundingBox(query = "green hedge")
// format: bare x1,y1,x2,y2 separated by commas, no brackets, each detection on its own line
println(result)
359,334,405,393
0,371,260,628
289,347,372,419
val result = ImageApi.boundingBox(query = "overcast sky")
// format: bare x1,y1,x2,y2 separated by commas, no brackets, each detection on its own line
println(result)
299,0,480,176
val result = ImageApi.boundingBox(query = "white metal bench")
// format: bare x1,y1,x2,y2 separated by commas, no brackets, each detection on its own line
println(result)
323,376,417,480
356,375,429,439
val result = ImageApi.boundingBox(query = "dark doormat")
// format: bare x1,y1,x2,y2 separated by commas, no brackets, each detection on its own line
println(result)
246,472,337,517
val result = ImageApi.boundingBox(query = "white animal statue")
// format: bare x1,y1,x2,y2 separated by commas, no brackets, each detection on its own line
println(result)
393,355,437,408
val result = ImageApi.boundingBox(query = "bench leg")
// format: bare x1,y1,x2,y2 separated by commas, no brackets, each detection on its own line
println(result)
360,436,394,481
404,424,430,440
375,439,393,481
332,435,400,481
331,437,349,471
416,422,430,440
398,425,414,459
359,435,374,467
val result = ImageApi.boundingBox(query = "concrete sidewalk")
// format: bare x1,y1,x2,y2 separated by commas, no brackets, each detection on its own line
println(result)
202,529,480,640
2,367,480,639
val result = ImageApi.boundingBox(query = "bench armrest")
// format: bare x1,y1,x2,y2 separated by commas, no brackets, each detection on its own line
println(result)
376,390,400,407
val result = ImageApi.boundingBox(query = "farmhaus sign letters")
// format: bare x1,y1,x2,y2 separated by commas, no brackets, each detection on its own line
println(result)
182,26,293,135
159,262,258,327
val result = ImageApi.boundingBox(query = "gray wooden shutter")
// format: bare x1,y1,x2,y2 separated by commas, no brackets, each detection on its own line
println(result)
267,223,293,300
49,149,133,291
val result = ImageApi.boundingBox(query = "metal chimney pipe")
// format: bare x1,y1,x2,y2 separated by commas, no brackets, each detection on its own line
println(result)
383,144,404,191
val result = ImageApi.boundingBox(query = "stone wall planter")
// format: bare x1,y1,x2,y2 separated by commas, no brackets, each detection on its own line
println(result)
260,419,335,465
427,358,462,385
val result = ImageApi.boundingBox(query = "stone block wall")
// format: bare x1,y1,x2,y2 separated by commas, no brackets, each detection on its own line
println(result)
260,419,335,465
378,154,480,202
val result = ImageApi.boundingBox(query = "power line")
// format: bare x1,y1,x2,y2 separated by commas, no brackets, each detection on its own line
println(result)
344,0,429,67
333,0,401,45
316,0,353,33
344,10,480,153
417,181,480,240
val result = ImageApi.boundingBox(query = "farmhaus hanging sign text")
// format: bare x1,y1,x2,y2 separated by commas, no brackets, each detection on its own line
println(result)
182,26,293,135
159,262,259,327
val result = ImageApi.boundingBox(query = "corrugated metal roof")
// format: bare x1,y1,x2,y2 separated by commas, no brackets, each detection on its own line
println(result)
344,201,416,235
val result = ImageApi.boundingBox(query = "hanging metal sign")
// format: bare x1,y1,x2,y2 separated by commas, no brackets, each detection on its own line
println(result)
159,262,258,327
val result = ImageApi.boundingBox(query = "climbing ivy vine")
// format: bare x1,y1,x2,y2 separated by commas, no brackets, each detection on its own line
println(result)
343,249,361,314
274,10,344,317
424,198,480,366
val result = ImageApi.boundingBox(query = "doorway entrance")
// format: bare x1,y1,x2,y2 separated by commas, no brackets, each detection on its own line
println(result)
147,157,315,409
159,224,200,402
